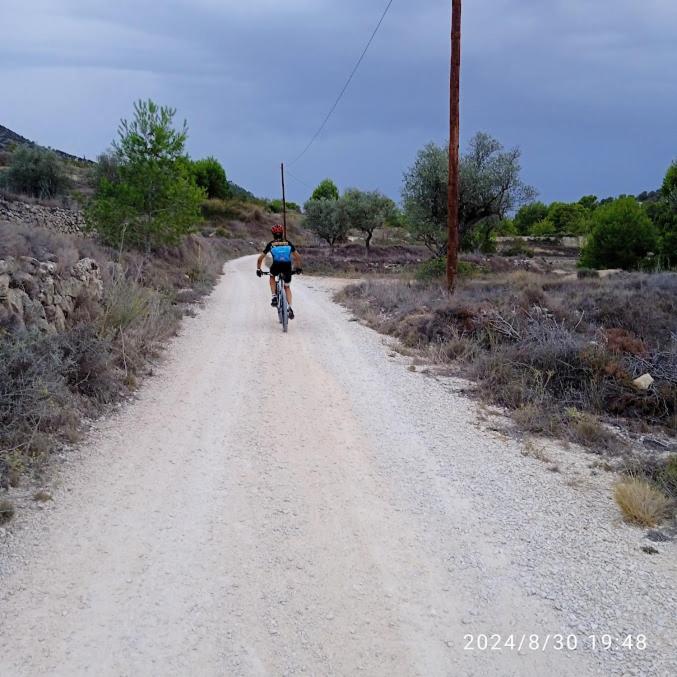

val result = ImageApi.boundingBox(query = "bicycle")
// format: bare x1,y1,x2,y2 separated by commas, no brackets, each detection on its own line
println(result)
260,270,300,333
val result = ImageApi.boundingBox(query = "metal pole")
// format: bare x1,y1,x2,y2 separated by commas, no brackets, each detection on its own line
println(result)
281,162,288,239
447,0,462,292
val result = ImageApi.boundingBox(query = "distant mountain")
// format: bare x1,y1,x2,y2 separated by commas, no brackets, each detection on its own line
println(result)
0,124,91,163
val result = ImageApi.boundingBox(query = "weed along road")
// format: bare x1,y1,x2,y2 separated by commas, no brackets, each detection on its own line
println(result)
1,256,675,677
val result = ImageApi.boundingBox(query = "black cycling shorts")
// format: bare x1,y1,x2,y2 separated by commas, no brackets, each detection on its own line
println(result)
270,261,293,284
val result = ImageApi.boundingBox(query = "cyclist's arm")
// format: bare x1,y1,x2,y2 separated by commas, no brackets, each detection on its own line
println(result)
256,253,266,270
292,251,302,268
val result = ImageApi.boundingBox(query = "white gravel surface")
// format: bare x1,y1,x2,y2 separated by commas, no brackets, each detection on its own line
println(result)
1,255,675,676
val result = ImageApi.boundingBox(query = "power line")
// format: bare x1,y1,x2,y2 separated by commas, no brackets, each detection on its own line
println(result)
289,0,395,166
285,168,313,190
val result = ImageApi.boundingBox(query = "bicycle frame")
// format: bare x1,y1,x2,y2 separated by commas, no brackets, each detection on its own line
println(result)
262,271,293,333
276,274,289,333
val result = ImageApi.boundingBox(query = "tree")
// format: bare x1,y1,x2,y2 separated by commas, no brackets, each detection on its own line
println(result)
645,200,677,268
401,142,449,255
268,199,300,213
339,189,395,251
662,160,677,208
402,133,535,254
547,202,590,234
580,197,658,270
303,198,347,248
531,219,557,236
578,195,599,211
459,133,536,249
86,100,204,252
311,178,340,202
640,161,677,268
514,202,549,235
92,150,121,187
191,157,229,200
4,146,70,198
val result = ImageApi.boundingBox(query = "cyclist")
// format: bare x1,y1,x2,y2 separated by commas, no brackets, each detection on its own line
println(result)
256,224,303,319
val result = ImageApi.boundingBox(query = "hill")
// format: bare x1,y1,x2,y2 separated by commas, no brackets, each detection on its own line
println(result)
0,123,91,163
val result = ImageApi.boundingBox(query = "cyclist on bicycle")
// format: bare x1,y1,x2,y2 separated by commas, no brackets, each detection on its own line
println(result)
256,224,303,319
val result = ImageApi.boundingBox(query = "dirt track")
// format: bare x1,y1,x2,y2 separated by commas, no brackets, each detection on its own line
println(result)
1,256,675,676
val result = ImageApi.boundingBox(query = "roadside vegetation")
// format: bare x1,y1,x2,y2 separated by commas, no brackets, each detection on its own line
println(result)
0,99,295,506
338,273,676,520
303,134,676,526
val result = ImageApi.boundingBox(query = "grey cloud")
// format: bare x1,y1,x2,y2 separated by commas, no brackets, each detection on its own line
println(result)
1,0,675,202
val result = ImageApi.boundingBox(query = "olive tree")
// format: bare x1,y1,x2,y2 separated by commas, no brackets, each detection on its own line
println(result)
401,143,448,255
402,133,535,254
339,188,395,251
303,198,347,248
459,133,537,250
4,146,70,198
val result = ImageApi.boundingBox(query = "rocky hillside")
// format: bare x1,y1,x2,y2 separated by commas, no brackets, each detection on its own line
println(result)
0,123,91,163
0,124,33,152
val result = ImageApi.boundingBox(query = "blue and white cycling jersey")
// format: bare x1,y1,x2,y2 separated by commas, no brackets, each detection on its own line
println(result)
264,239,296,264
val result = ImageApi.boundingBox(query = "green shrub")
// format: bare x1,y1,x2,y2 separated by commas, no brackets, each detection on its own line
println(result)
0,499,15,525
580,197,659,270
530,219,557,236
268,199,300,213
662,160,677,205
86,100,204,251
311,178,339,201
4,146,70,198
514,202,549,235
547,202,590,234
645,179,677,269
416,257,446,280
191,157,229,200
495,218,517,235
416,257,483,281
503,240,535,257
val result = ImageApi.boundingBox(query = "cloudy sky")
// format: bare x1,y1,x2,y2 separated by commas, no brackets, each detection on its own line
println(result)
2,0,676,204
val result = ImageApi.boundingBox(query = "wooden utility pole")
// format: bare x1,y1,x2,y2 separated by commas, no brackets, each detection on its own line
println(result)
281,162,288,239
447,0,462,292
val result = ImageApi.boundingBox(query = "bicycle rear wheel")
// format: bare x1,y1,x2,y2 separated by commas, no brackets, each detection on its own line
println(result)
280,292,289,333
277,278,288,332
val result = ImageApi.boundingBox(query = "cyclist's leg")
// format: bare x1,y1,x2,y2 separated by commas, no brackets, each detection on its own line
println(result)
269,277,277,296
283,266,293,305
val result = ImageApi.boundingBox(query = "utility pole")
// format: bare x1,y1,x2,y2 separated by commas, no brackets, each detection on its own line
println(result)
281,163,288,239
447,0,462,292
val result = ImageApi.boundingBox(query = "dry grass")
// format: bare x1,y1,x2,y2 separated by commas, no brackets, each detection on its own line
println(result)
338,271,677,512
521,440,553,464
0,498,15,524
614,478,671,527
303,243,429,277
0,223,256,489
338,273,677,438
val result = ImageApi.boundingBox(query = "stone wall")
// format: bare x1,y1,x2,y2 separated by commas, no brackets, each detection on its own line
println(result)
0,197,85,235
0,256,102,333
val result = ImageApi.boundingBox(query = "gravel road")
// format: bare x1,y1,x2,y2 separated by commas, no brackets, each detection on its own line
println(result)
1,255,675,676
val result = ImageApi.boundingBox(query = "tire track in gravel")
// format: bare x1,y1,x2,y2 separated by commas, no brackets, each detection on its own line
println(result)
1,256,674,676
